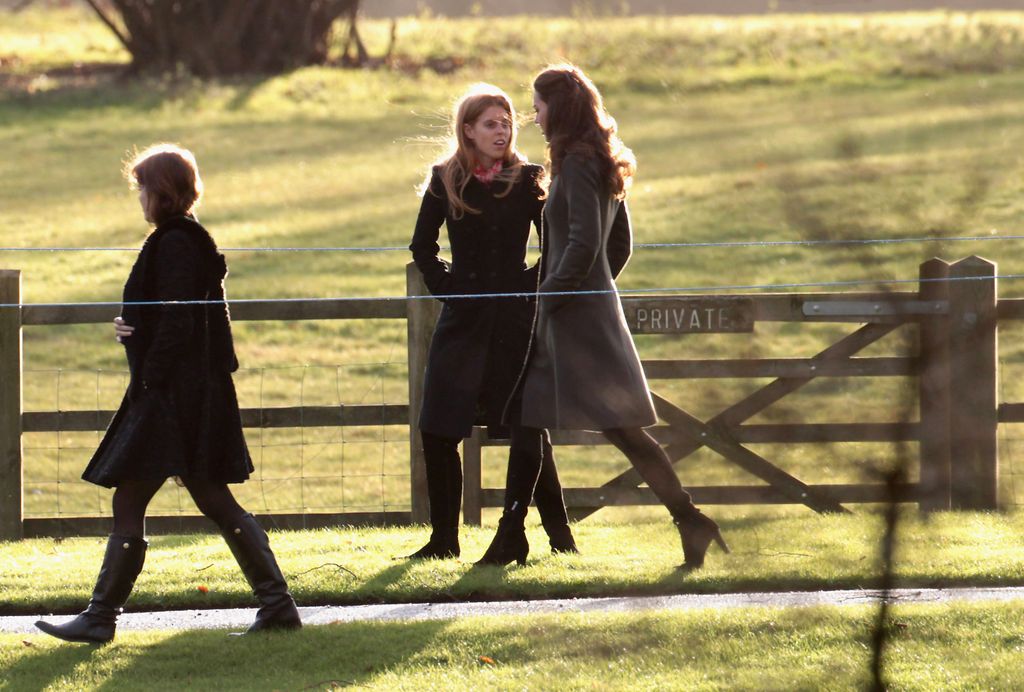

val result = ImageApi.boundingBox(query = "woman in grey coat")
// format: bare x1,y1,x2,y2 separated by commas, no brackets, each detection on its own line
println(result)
477,65,728,570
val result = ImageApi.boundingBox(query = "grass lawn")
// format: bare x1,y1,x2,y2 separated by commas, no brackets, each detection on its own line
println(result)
4,14,1024,688
4,10,1024,517
2,510,1023,615
4,603,1024,690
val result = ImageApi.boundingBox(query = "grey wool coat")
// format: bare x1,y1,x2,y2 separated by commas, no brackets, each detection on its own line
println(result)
519,153,657,431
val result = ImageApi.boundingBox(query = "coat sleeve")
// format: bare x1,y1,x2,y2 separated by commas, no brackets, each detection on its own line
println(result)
524,166,545,290
140,231,200,387
538,155,602,309
607,201,633,280
409,169,454,299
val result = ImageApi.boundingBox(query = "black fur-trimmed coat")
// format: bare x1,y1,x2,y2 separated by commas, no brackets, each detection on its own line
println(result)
82,216,253,487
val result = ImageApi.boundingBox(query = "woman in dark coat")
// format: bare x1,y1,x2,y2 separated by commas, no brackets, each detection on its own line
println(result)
478,65,729,570
36,144,300,644
409,84,577,560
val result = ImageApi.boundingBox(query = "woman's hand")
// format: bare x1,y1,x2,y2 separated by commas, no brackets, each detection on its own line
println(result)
113,316,135,343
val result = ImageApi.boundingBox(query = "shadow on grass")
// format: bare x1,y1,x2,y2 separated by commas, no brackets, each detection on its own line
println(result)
9,619,455,691
3,638,100,691
351,558,418,599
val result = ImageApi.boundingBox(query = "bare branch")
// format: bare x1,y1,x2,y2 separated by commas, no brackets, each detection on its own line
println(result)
81,0,132,53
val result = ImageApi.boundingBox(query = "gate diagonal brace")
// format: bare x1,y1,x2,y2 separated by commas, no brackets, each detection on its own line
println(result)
651,394,849,514
568,322,898,520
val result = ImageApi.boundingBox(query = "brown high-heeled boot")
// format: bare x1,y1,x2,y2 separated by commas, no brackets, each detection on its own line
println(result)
674,509,729,570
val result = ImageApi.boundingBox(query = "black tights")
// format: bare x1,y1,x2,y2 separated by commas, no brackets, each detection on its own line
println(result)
603,427,693,516
112,476,247,537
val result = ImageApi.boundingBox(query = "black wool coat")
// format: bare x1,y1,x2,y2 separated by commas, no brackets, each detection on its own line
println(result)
410,163,545,439
82,216,254,488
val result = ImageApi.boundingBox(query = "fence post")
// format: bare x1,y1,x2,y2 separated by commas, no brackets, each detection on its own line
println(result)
947,256,998,509
462,428,483,526
406,263,441,524
918,258,951,511
0,271,24,540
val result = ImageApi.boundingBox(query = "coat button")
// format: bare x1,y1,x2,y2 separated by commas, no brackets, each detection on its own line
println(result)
234,528,242,535
122,542,130,549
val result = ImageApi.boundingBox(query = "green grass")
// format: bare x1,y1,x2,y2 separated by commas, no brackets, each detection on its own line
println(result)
3,510,1024,615
5,603,1024,690
4,7,1024,518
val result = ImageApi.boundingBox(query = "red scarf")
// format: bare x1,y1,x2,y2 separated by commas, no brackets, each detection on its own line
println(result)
472,160,503,185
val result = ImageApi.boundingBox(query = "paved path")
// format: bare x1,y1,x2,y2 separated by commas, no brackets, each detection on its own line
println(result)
5,586,1024,635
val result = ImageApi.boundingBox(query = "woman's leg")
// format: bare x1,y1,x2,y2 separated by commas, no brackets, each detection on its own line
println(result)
408,431,463,558
602,428,693,510
179,476,246,528
476,425,544,566
111,477,166,537
603,427,728,570
35,478,160,643
182,475,301,632
532,430,578,552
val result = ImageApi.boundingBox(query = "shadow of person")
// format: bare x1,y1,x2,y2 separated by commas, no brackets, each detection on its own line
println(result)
3,636,100,691
81,619,455,690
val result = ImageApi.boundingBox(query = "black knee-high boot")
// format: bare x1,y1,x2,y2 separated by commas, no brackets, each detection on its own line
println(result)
407,432,462,559
533,432,578,553
476,426,543,566
221,513,301,632
35,535,147,644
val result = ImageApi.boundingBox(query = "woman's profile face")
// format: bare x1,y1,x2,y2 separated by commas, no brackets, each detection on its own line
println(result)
533,91,549,140
463,104,512,165
137,185,154,224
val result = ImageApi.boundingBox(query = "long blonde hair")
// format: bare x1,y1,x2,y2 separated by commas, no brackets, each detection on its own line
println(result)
425,84,527,219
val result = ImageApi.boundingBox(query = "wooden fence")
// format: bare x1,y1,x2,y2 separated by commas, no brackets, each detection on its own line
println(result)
0,256,1020,539
461,256,1015,523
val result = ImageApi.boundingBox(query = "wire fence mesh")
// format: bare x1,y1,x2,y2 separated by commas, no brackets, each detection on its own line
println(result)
22,363,411,521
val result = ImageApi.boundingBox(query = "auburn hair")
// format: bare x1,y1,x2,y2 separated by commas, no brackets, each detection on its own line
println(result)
124,143,203,224
424,84,527,219
533,64,635,199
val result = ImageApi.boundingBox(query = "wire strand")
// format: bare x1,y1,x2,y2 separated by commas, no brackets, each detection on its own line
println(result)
1,232,1022,253
3,271,1022,310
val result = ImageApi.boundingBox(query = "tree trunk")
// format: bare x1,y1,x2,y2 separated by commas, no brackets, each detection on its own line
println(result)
84,0,362,76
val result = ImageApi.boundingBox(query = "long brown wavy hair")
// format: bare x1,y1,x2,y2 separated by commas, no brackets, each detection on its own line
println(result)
425,83,527,219
533,64,635,199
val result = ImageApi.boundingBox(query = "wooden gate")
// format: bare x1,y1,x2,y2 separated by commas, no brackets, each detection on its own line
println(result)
454,257,1002,522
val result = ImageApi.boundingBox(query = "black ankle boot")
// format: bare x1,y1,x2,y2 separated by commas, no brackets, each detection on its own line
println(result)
35,535,147,644
406,530,460,560
222,514,301,633
475,509,529,567
672,509,729,571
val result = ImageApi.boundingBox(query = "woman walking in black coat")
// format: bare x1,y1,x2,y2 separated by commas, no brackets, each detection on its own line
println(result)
479,65,729,570
35,144,300,644
409,84,577,560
